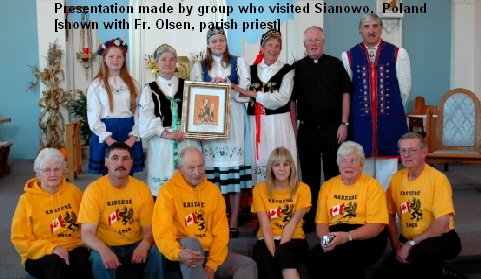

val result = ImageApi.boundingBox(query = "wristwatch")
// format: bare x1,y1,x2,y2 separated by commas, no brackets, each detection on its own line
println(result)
409,240,416,246
341,122,349,126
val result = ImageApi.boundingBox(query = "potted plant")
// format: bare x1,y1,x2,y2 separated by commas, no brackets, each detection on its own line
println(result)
27,40,74,159
70,90,92,159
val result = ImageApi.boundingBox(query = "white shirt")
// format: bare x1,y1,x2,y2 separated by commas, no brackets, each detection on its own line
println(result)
138,76,179,140
86,76,140,142
190,55,251,104
255,59,295,110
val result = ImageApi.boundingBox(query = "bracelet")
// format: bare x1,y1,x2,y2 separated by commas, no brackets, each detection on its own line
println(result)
348,231,353,242
160,129,166,138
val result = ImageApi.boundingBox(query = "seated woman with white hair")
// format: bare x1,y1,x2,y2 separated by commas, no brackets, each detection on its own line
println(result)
11,148,92,279
307,141,388,278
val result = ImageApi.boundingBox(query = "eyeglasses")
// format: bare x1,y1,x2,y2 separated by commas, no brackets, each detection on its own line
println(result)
398,148,422,156
304,38,324,44
41,168,63,175
340,158,359,165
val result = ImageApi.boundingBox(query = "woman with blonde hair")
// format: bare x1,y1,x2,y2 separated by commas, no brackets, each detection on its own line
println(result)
251,147,311,279
87,37,143,174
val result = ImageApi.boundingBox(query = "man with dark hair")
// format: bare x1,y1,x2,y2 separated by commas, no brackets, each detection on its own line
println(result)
342,12,411,190
78,142,164,278
291,26,352,231
376,132,461,278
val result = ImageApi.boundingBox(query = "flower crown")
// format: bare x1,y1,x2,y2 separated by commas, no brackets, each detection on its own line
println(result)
97,37,128,55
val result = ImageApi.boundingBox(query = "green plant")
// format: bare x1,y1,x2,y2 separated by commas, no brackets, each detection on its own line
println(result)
70,91,92,144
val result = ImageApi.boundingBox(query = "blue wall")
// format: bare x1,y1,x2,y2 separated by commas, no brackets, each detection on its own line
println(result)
0,1,41,160
226,0,294,56
67,0,130,47
403,0,451,110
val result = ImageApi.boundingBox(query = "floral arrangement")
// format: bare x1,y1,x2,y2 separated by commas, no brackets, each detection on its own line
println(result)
97,37,128,55
145,54,159,77
190,50,205,65
27,40,74,149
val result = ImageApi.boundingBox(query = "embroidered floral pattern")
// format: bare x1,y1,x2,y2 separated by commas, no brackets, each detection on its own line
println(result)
203,146,243,159
254,165,267,178
266,82,277,92
151,176,170,186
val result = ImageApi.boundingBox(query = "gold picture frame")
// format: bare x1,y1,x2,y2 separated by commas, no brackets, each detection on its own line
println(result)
181,81,231,139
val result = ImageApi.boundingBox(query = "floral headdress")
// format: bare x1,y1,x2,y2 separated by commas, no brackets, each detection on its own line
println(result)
97,37,128,55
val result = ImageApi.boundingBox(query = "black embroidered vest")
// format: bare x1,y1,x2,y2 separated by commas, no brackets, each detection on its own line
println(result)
147,79,184,128
247,64,292,115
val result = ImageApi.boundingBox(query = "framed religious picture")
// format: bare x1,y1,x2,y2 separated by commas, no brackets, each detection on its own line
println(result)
181,81,231,139
377,0,404,18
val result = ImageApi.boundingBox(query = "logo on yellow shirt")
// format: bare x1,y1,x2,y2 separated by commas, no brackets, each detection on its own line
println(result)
50,216,65,234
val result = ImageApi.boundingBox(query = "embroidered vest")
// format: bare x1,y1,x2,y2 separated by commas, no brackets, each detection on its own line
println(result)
246,64,292,115
347,40,408,157
147,79,184,128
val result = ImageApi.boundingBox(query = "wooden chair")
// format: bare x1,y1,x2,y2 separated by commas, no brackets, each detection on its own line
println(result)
425,88,481,169
65,119,82,181
406,96,439,137
0,141,13,177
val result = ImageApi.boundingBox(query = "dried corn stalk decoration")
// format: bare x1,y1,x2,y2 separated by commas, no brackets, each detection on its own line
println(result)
27,40,73,149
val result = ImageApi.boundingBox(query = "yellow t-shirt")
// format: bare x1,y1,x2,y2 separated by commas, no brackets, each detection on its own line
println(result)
316,174,388,225
251,181,311,239
78,175,154,246
386,164,455,238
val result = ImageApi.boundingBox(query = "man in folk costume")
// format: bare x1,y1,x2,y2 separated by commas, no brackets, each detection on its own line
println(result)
342,12,412,190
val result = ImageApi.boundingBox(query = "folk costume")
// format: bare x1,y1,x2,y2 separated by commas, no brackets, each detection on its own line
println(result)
342,40,411,189
247,60,296,184
87,76,144,174
190,52,253,194
139,75,201,196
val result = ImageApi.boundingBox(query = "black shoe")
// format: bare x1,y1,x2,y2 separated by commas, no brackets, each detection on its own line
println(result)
253,224,260,236
442,262,467,279
229,228,239,238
